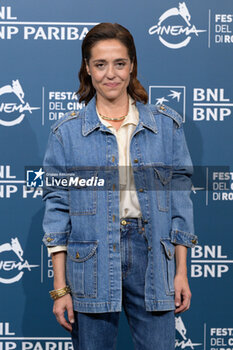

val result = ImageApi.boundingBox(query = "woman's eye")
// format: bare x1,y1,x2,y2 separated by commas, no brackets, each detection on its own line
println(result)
95,63,105,69
116,62,126,68
94,62,126,69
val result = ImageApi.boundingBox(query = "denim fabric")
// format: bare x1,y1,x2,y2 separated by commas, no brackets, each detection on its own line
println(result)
42,97,198,312
71,219,175,350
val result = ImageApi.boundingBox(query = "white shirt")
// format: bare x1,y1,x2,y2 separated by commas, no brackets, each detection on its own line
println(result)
97,96,142,219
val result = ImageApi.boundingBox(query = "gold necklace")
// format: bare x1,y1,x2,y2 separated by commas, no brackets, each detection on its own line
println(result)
99,113,127,121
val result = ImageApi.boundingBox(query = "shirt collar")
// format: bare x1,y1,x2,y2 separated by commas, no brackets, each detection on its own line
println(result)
96,95,139,129
81,95,158,136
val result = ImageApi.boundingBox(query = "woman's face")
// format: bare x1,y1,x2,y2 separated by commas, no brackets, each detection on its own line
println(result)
86,39,133,103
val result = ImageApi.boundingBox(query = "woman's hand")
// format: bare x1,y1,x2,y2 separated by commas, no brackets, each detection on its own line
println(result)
174,273,192,314
53,293,75,332
51,252,75,332
174,245,192,314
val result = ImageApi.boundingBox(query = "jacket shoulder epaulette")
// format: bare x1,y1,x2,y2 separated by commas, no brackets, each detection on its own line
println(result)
51,111,80,133
155,104,183,128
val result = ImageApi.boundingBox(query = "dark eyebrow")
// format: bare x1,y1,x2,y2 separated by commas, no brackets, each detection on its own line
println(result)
92,58,129,63
114,58,129,62
92,59,106,63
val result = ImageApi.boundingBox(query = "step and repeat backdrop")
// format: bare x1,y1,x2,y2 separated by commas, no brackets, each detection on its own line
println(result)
0,0,232,349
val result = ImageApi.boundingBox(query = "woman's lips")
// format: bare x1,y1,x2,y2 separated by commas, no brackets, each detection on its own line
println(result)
104,83,120,88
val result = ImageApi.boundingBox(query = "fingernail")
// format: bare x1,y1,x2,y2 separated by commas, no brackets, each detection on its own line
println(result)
70,319,75,323
175,302,180,306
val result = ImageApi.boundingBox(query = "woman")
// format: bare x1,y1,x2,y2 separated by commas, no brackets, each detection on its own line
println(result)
42,23,198,350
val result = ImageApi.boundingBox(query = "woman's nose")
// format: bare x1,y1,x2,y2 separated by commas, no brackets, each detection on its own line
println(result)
106,64,115,79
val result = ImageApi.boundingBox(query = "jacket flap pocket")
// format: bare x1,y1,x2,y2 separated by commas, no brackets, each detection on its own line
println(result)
160,239,175,260
67,241,98,262
154,167,172,185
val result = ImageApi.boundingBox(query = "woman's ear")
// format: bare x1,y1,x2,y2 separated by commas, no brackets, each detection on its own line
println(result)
85,59,91,76
130,62,134,74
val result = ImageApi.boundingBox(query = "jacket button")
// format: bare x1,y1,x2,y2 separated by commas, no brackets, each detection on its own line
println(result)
143,219,148,224
148,246,152,251
160,105,166,111
134,159,138,163
191,239,197,245
121,219,127,225
47,237,54,242
70,111,76,116
139,188,144,192
76,252,80,259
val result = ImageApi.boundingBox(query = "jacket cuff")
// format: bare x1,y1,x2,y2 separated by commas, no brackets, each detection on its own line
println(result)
47,246,67,255
42,231,69,247
170,229,198,248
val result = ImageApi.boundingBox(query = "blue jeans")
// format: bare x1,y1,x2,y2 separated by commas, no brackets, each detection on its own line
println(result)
71,218,175,350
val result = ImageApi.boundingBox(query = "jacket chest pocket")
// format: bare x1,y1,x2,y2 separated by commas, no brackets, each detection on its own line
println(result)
154,167,172,212
66,241,98,298
69,188,97,215
160,238,175,295
68,171,98,215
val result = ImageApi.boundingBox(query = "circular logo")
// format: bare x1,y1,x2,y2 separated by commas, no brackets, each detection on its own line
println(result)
0,238,39,284
0,80,40,126
149,2,206,49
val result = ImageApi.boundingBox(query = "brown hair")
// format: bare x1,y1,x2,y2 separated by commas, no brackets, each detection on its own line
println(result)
76,23,148,105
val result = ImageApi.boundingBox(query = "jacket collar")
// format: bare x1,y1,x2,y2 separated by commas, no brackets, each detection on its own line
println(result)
81,96,158,136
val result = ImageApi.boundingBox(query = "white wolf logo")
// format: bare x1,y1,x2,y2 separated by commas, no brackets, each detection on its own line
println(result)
176,316,187,340
0,238,24,262
158,2,191,27
175,316,202,349
0,80,25,104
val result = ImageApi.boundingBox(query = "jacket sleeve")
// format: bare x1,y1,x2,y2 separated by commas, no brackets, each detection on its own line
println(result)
170,121,198,248
42,128,71,248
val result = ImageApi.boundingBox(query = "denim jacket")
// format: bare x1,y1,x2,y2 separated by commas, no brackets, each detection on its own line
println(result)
42,97,198,313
